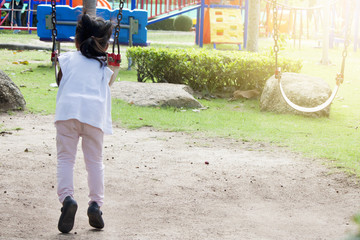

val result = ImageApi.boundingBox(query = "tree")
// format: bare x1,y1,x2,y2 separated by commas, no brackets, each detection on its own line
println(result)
82,0,97,17
246,0,260,52
320,0,330,64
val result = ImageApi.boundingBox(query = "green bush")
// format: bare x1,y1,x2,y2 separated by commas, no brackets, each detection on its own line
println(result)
147,18,175,31
173,15,193,31
126,47,302,94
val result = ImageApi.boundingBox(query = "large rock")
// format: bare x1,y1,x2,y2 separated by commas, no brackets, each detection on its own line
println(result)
260,72,332,117
111,81,203,108
0,70,26,112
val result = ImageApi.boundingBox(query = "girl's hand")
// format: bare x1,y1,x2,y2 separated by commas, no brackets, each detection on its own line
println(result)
57,69,63,87
108,65,120,87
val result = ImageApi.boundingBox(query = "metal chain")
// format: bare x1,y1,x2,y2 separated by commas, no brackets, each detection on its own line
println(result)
272,0,281,81
51,0,57,54
113,0,124,55
337,0,354,85
50,0,59,83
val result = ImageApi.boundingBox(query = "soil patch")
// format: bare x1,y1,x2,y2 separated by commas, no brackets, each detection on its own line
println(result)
1,113,360,239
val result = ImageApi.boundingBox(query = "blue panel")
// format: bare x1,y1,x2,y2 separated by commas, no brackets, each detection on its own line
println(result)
37,5,148,46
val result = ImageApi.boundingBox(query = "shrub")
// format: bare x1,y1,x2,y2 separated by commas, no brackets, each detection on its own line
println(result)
173,15,193,31
126,47,302,94
147,18,175,31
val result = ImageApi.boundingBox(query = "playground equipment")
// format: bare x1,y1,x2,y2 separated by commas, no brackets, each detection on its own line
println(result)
196,0,248,48
0,0,39,31
68,0,112,8
272,0,354,113
261,0,360,50
1,0,246,49
122,0,201,19
328,0,360,51
2,0,240,50
209,6,243,49
0,0,111,31
36,3,148,45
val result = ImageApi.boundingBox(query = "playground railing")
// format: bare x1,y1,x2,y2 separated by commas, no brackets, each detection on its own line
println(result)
123,0,201,19
1,0,202,32
0,5,36,31
0,0,68,32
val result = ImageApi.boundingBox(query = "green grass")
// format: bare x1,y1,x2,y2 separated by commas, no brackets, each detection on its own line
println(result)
1,30,360,176
148,31,196,43
0,49,57,114
112,97,360,174
0,30,38,44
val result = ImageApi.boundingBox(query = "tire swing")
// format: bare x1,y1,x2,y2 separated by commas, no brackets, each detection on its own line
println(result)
271,0,353,113
50,0,124,86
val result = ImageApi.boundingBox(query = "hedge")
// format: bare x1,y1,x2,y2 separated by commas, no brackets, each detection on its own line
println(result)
147,18,175,31
173,15,193,31
126,47,302,93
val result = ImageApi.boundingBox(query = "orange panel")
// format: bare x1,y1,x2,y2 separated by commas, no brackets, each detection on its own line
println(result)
203,8,211,44
72,0,82,7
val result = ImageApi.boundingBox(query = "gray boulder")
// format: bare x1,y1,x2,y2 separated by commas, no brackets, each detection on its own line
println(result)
260,72,332,117
0,70,26,112
111,81,203,108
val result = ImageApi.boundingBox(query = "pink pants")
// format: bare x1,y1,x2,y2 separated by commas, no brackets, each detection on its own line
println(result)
56,119,104,207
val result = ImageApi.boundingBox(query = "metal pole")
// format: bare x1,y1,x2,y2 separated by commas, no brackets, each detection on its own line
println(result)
199,0,205,47
28,0,33,34
244,0,249,49
10,0,14,27
195,7,200,45
131,0,136,9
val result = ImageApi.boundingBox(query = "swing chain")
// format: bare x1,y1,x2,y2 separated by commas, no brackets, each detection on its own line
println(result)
113,0,124,56
50,0,59,84
272,0,281,81
336,0,354,86
108,0,124,66
51,0,57,56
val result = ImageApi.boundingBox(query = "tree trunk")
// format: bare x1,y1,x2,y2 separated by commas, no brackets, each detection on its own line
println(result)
246,0,260,52
321,0,330,64
83,0,97,17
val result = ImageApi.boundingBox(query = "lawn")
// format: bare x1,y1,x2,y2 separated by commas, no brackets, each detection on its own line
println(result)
0,30,359,176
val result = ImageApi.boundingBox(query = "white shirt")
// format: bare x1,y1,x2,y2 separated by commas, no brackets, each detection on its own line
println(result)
55,51,113,135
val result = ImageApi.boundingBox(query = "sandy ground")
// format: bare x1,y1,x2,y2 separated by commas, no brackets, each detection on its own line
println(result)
1,113,360,240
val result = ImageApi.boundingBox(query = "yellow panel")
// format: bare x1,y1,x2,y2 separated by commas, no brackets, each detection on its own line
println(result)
216,17,223,22
209,8,243,43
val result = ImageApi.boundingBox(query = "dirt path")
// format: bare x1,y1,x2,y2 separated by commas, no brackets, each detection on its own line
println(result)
1,113,360,240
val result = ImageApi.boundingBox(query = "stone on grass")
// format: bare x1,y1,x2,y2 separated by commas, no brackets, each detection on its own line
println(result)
260,72,332,117
0,70,26,112
111,81,203,108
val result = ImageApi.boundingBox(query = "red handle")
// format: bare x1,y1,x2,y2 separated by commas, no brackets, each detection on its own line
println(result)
107,53,121,67
51,50,58,62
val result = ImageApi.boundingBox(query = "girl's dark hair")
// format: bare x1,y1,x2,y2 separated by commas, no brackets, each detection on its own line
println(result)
75,14,113,67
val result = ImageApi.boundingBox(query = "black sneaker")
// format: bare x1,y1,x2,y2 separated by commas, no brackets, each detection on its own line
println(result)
58,196,78,233
87,202,104,229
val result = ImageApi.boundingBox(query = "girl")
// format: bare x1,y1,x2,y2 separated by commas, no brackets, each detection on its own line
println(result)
55,13,118,233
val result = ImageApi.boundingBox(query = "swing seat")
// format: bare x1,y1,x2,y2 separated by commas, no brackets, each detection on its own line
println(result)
260,72,333,117
107,53,121,66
